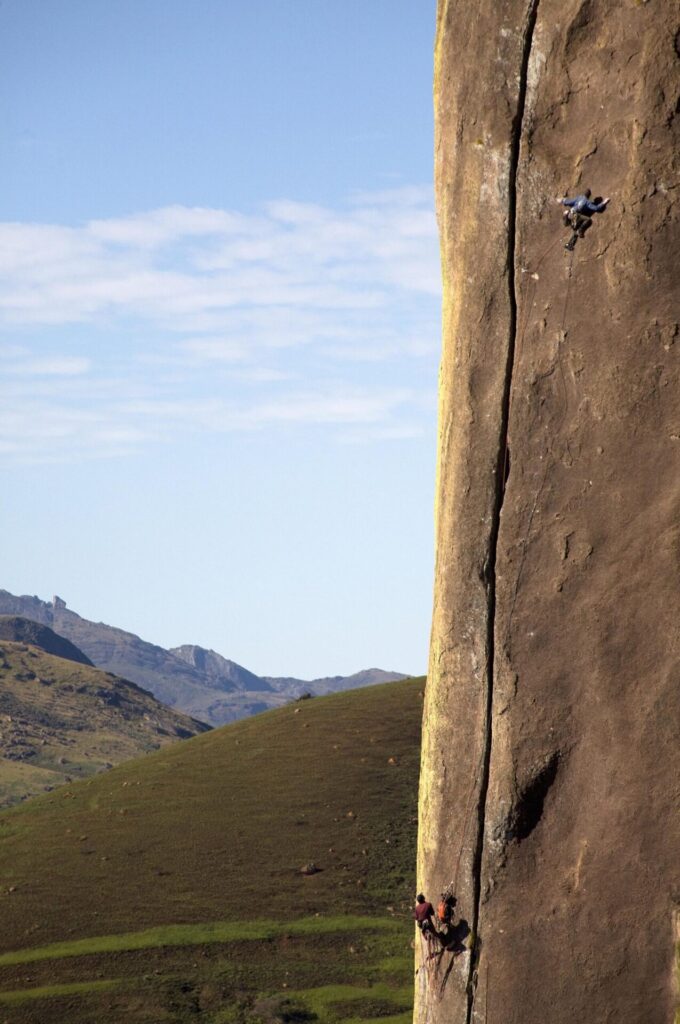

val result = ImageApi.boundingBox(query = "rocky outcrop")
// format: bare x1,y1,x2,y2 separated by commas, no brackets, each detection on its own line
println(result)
418,3,679,1023
0,616,93,666
170,644,273,692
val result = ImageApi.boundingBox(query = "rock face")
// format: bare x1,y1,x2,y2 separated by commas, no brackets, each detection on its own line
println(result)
170,644,272,692
418,3,679,1023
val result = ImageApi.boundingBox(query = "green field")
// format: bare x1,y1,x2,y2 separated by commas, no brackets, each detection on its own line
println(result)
0,677,424,1022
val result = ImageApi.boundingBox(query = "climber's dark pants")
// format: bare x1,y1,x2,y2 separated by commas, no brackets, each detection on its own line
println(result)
563,210,592,250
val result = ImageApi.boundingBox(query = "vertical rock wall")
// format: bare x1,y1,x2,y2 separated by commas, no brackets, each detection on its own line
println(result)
418,2,680,1022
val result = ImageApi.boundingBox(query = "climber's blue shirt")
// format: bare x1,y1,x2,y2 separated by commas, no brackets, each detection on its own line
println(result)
561,195,608,215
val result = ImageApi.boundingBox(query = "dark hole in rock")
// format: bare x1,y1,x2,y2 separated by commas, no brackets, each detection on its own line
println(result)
509,752,560,842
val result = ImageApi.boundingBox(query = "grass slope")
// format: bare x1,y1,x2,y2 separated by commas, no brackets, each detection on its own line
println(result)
0,677,424,1023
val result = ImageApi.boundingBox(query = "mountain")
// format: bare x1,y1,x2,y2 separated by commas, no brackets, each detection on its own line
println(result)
418,3,679,1023
0,676,423,1023
0,639,210,806
170,644,271,691
0,616,93,666
264,666,410,695
172,646,408,697
0,591,278,726
0,590,409,726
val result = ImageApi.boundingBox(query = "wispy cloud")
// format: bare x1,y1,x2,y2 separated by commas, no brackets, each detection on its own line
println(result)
0,188,439,328
0,188,440,463
3,356,91,376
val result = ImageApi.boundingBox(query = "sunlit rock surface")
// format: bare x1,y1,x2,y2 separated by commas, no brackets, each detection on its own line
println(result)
418,2,679,1021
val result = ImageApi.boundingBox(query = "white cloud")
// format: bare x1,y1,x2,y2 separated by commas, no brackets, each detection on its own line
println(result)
0,381,427,464
337,423,428,444
4,356,91,376
119,387,413,432
0,189,440,463
87,205,246,248
174,336,250,363
0,192,439,327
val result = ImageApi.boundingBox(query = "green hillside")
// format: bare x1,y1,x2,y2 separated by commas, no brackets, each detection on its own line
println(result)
0,677,424,1023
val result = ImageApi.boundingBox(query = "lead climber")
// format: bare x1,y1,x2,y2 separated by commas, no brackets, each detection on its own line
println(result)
558,189,610,251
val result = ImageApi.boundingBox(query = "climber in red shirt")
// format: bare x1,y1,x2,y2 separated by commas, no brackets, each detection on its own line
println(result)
413,893,436,935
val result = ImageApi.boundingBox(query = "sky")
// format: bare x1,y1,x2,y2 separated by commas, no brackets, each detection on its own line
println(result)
0,0,440,679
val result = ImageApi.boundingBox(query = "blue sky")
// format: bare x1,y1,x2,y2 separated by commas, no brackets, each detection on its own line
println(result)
0,0,440,679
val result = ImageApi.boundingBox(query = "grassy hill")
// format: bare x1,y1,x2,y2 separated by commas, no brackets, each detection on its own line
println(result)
0,677,424,1023
0,641,210,807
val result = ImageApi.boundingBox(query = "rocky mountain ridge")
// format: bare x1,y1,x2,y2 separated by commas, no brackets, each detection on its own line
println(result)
0,615,93,666
0,590,408,726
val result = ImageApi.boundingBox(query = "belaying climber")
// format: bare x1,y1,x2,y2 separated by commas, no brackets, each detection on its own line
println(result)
558,189,610,251
413,893,436,936
437,892,456,929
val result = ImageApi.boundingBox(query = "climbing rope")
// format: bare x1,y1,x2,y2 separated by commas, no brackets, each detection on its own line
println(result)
443,240,576,1004
504,247,573,646
415,926,446,996
449,722,490,906
451,239,571,895
501,232,563,526
484,959,490,1024
439,950,457,998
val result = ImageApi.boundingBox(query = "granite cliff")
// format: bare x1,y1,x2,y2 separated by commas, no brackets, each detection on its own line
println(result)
418,2,679,1022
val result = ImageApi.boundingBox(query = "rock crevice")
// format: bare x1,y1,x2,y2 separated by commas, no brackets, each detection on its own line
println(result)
466,4,541,1020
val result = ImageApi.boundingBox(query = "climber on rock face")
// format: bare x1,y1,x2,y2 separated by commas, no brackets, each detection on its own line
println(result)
437,892,456,929
414,893,436,936
558,188,610,251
